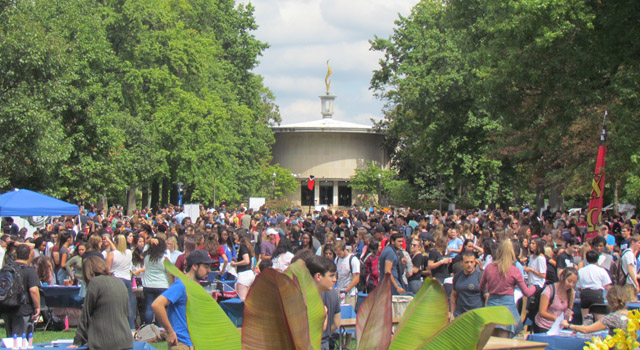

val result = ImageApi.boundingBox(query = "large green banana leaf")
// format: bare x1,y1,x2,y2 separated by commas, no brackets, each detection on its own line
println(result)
389,278,449,350
242,268,313,350
163,259,241,350
283,260,325,349
356,273,393,350
413,306,516,350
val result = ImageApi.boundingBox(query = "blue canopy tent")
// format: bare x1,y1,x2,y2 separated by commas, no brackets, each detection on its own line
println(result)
0,189,79,217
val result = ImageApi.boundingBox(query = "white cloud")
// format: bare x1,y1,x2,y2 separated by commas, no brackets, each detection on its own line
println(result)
248,0,415,125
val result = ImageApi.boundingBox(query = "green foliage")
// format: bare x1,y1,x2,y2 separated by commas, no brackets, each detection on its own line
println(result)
371,0,640,209
0,0,280,207
350,161,396,205
257,164,298,200
164,259,241,349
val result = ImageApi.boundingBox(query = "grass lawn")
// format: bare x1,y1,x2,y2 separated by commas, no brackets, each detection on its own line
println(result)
0,326,169,350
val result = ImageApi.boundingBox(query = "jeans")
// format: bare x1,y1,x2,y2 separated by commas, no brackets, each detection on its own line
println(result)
2,313,31,337
408,279,423,295
118,278,136,330
56,268,70,285
143,287,167,325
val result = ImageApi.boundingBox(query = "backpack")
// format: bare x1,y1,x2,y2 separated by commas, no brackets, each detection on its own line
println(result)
0,263,26,308
527,283,556,322
612,249,633,286
350,254,368,292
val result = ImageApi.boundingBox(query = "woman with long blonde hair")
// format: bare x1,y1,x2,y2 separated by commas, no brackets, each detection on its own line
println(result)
479,240,536,338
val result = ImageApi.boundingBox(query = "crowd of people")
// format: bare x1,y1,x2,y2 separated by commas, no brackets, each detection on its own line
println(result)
1,203,639,348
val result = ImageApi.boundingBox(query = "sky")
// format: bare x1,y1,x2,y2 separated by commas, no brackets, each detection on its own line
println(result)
249,0,417,126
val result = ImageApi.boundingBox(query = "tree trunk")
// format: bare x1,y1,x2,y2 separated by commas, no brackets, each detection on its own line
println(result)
536,187,545,216
126,187,137,216
161,178,170,208
141,186,149,210
549,183,563,213
151,180,160,212
170,183,178,206
97,196,108,212
614,180,619,215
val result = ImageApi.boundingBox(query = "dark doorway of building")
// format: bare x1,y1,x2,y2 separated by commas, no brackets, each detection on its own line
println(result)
338,183,352,206
301,183,314,206
319,184,333,205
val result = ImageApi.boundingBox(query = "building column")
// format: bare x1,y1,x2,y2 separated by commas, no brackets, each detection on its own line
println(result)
333,181,339,206
314,181,320,208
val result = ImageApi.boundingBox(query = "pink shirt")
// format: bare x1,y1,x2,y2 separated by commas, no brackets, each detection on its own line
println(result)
479,263,536,297
534,284,569,330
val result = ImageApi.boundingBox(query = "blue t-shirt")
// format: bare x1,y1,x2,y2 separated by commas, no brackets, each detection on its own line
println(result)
161,279,192,346
378,245,400,286
447,238,463,258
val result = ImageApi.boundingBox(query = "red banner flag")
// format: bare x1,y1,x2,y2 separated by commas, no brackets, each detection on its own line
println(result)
308,175,315,191
585,112,607,240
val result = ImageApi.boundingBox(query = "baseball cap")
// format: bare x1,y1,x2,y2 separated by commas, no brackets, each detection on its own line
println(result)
266,228,277,236
187,250,215,266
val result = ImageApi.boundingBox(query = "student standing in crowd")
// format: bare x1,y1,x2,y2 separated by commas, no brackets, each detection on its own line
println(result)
142,238,170,325
480,240,536,338
451,251,486,318
407,238,425,294
106,234,135,330
379,233,407,295
334,240,360,309
446,227,463,258
1,245,40,337
621,236,640,292
577,250,612,323
428,237,452,284
71,256,133,350
525,238,547,290
52,230,73,284
230,230,255,300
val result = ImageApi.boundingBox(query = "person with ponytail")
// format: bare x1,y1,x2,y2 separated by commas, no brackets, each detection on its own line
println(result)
533,267,577,333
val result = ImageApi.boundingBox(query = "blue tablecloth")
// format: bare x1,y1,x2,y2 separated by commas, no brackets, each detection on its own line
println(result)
527,331,608,350
627,302,640,310
41,286,83,309
29,341,156,349
220,298,244,327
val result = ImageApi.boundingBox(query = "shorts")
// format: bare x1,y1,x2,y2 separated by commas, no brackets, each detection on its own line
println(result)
169,341,195,350
343,294,357,309
236,270,256,287
580,289,605,309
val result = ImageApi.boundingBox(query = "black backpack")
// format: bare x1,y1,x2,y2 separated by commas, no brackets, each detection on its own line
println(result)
527,283,556,322
0,263,26,308
349,254,368,293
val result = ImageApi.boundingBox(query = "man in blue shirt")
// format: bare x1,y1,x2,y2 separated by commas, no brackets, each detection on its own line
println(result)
152,250,213,349
379,233,406,295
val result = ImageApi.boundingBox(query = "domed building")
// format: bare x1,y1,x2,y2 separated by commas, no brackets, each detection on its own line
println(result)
271,86,388,208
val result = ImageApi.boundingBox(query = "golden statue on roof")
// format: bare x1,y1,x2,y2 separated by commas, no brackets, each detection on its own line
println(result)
325,59,332,94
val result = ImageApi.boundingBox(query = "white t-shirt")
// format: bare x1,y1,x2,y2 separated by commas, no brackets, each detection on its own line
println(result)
111,250,132,280
577,263,611,290
621,249,637,289
336,254,360,296
528,255,547,288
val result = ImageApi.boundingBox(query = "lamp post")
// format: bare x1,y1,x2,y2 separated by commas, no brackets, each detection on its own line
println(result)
377,173,382,207
272,172,276,200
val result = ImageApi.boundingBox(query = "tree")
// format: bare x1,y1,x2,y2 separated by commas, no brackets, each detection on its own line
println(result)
370,0,640,210
350,162,397,206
